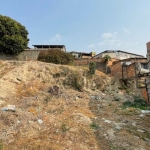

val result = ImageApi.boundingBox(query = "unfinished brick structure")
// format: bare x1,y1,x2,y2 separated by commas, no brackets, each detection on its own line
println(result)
111,58,147,78
111,58,149,103
147,42,150,61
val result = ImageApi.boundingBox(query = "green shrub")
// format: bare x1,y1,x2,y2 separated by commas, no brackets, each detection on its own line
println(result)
61,123,70,132
0,144,2,150
123,96,150,110
90,122,99,130
64,72,83,91
0,140,3,150
89,62,96,74
38,49,74,65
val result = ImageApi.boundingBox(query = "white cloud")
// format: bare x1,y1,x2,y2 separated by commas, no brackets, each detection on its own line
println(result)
51,34,62,42
101,32,117,39
99,32,122,46
87,44,95,48
99,39,122,46
122,28,130,34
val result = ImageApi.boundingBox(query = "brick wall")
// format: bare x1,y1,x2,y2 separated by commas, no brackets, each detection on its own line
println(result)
111,62,123,78
74,58,103,65
111,62,137,79
74,58,118,73
74,58,118,66
140,88,149,103
126,63,136,78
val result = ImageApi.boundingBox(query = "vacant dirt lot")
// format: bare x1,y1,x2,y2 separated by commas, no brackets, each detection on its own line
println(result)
0,60,149,150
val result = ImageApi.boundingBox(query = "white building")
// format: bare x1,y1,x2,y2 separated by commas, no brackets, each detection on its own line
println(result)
93,50,144,60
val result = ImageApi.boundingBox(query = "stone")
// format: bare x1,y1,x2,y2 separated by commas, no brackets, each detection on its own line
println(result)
115,126,122,130
7,105,16,111
139,114,144,117
90,95,101,100
137,129,145,133
141,110,150,114
123,120,128,123
17,120,21,124
71,113,92,125
1,107,8,111
107,129,115,140
75,97,79,100
104,120,111,123
132,122,137,127
38,119,43,124
113,97,120,101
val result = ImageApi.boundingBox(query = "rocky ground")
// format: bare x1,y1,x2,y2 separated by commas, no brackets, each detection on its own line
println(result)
0,60,150,150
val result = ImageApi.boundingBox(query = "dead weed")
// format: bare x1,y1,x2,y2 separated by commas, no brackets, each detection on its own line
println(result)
16,81,44,98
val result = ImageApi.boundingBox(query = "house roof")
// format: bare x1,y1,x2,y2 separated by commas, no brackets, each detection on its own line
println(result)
117,50,144,57
33,45,65,48
93,50,144,58
70,51,91,55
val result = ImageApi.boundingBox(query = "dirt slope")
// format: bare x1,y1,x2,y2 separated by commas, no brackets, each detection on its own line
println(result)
0,60,150,150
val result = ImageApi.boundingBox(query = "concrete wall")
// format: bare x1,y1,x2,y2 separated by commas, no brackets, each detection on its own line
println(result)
116,51,143,60
0,48,66,61
18,48,67,61
0,54,16,60
0,51,39,61
17,50,41,60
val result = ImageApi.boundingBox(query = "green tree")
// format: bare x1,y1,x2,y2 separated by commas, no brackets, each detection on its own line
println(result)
38,49,74,65
0,15,29,55
102,55,111,73
89,62,96,74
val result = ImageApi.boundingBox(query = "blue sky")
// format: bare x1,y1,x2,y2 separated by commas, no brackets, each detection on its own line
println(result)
0,0,150,56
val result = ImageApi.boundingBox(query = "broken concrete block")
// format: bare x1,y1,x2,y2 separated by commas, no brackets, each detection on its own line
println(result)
1,105,16,112
38,119,43,124
7,105,16,111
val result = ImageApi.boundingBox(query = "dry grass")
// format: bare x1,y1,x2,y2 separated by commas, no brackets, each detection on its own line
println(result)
2,94,98,150
16,81,44,98
0,64,14,78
